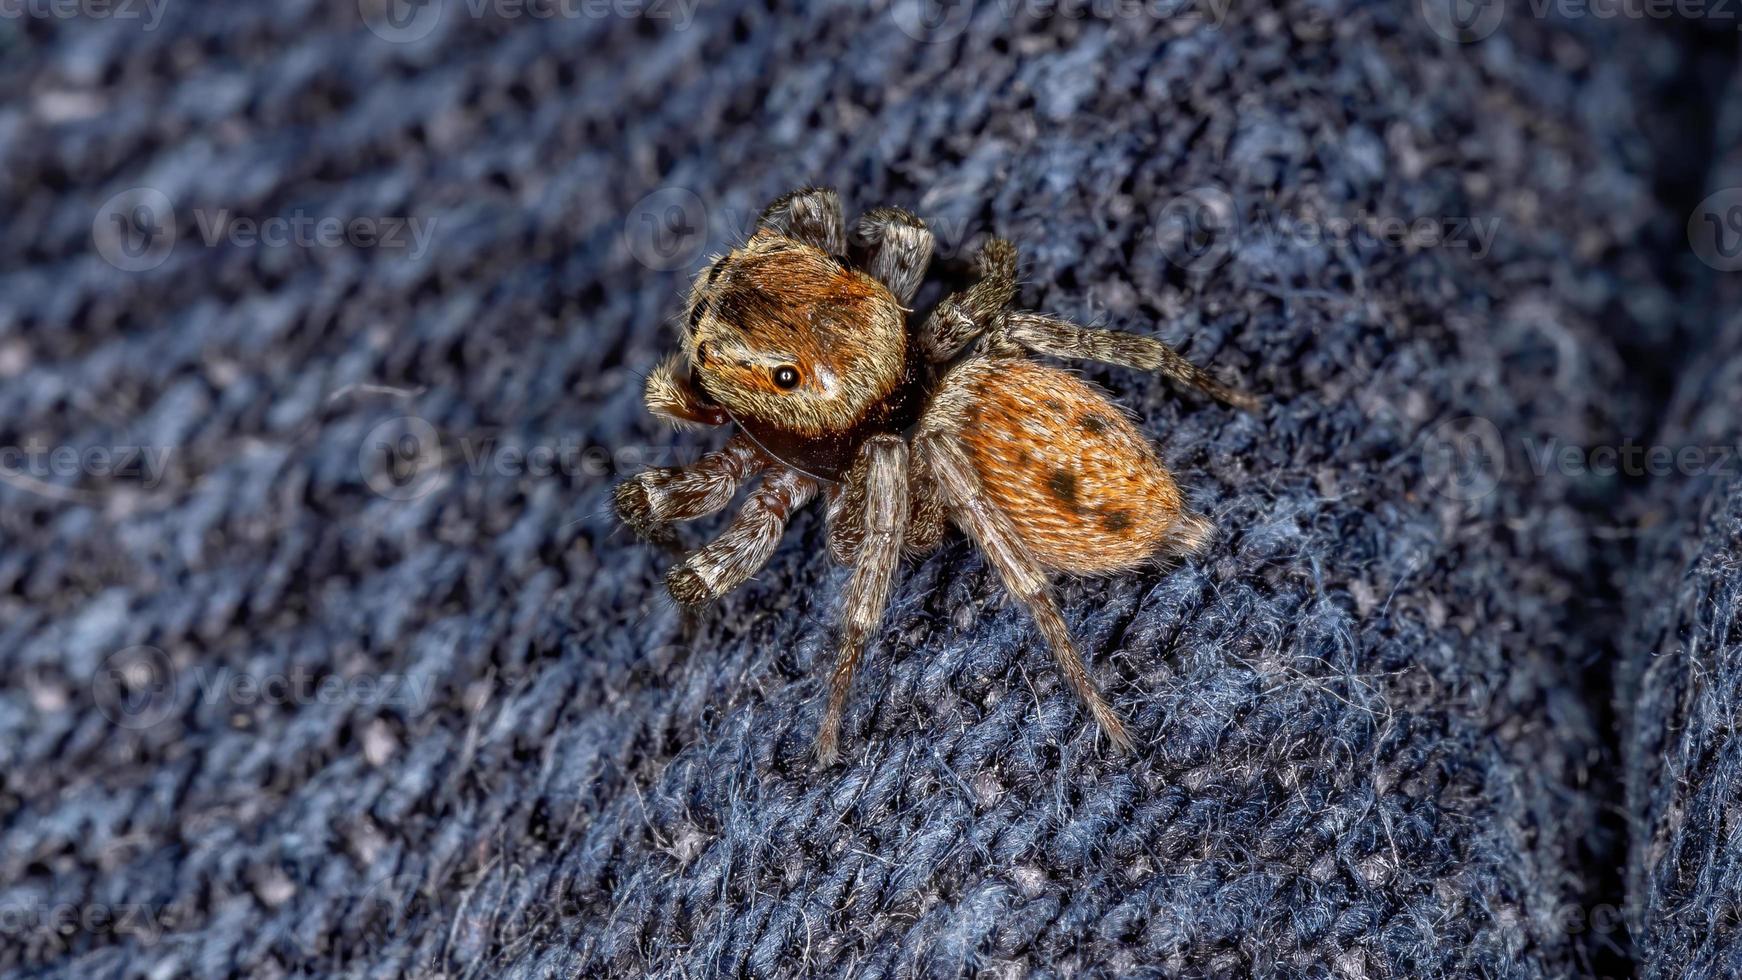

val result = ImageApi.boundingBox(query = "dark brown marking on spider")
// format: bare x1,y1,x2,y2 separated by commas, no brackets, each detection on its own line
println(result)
712,285,760,330
1047,469,1080,511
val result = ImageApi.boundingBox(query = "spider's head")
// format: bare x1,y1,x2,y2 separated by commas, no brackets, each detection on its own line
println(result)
681,230,907,436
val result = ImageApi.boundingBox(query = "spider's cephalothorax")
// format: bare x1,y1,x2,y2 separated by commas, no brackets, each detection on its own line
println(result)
615,187,1259,764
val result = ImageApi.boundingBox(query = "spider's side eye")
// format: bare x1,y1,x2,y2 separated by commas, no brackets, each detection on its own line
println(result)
772,365,802,390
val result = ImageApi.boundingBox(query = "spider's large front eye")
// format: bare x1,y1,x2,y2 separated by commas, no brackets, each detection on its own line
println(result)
772,365,802,390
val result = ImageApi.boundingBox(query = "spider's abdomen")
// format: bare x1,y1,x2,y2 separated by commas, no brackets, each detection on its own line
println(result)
925,358,1209,575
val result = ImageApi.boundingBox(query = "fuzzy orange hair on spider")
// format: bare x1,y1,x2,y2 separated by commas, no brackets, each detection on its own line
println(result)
614,186,1258,764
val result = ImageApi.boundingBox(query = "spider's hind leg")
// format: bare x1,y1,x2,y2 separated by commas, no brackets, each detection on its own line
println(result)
1005,312,1259,412
915,430,1134,754
758,187,846,256
851,206,934,306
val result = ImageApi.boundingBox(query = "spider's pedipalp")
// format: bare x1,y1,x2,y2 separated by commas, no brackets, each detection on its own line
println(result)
644,353,730,428
1005,312,1259,412
852,206,933,306
918,432,1133,753
612,434,766,539
665,468,818,608
756,186,846,256
817,434,909,765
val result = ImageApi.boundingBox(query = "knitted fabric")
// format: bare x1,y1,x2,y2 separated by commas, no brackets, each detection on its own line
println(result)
1620,78,1742,979
0,1,1732,978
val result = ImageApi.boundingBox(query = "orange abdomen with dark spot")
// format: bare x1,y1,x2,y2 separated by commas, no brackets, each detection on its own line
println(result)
937,359,1204,575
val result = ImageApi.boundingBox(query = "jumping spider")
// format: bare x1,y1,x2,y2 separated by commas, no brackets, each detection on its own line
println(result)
615,187,1258,763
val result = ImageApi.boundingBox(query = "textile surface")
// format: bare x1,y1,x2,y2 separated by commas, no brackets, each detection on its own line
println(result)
1619,80,1742,980
0,1,1737,977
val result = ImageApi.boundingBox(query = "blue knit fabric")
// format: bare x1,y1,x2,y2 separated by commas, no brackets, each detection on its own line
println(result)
0,1,1732,977
1621,81,1742,976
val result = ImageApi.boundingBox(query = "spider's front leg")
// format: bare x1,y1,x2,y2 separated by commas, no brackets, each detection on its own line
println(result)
851,206,934,307
817,434,909,765
916,432,1134,754
918,237,1020,362
823,440,946,567
612,433,765,540
1004,313,1259,412
664,468,819,608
